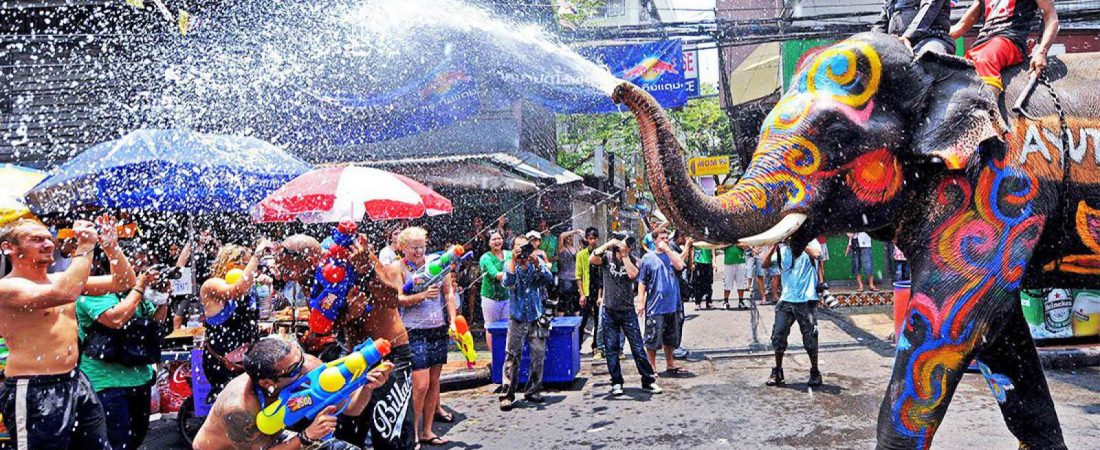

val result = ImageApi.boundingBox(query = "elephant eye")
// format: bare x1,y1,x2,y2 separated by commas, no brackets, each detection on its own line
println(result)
821,122,858,145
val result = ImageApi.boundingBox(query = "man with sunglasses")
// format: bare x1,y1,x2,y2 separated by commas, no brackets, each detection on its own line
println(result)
195,336,392,450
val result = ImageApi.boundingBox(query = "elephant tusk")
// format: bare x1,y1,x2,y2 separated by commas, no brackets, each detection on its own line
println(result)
738,213,807,247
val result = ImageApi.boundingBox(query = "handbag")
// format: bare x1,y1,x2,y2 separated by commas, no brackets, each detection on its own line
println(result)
82,315,164,366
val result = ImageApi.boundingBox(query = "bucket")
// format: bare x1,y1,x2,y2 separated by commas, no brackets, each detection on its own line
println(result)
1020,289,1045,328
893,281,911,341
1072,291,1100,338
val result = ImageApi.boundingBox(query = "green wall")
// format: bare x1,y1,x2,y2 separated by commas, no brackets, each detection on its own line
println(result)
823,235,888,283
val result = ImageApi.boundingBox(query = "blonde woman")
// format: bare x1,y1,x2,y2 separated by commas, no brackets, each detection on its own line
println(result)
395,226,456,447
199,239,273,396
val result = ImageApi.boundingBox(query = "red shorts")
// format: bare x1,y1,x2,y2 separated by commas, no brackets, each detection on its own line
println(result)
965,36,1024,91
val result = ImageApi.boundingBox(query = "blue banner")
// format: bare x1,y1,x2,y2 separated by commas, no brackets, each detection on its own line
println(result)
297,52,481,145
505,40,688,114
579,40,687,113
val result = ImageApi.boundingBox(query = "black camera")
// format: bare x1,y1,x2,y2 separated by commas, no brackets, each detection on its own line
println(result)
149,264,182,282
518,242,535,260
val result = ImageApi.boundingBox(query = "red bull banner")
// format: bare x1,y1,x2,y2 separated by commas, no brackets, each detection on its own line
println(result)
580,39,687,113
517,40,688,114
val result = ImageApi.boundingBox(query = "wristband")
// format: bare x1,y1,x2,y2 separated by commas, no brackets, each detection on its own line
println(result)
298,432,320,448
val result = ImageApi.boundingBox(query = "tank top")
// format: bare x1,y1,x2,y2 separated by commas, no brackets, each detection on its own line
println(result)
399,259,445,330
204,291,260,356
975,0,1039,55
558,247,577,281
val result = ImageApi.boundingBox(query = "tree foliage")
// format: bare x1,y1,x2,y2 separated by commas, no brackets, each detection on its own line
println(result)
556,83,736,175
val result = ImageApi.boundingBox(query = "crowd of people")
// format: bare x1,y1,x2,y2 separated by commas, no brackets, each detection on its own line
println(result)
0,211,875,449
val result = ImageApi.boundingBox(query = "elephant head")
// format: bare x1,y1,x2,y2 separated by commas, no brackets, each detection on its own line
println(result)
613,32,1005,249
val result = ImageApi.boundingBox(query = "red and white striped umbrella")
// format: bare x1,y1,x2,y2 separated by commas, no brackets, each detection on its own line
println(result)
252,166,452,223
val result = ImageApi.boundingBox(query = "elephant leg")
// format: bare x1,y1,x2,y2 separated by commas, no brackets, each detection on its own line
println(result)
876,284,986,450
974,301,1066,450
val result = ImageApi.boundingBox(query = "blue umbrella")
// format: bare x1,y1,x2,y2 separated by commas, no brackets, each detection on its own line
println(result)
26,129,311,214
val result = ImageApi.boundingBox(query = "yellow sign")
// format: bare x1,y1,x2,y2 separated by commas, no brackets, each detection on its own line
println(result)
688,156,730,177
716,184,733,196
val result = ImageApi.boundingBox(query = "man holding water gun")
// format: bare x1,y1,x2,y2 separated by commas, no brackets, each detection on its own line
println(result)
194,336,391,450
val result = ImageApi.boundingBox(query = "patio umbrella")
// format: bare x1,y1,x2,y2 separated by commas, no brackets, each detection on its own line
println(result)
0,164,47,225
252,165,452,223
26,129,311,214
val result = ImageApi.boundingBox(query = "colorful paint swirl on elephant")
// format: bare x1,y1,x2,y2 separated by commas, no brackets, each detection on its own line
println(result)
720,39,885,214
891,159,1045,448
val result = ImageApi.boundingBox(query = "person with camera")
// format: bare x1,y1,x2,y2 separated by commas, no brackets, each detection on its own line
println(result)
589,236,659,396
761,238,823,388
76,255,171,450
498,236,554,411
0,217,136,450
200,239,275,399
194,336,393,450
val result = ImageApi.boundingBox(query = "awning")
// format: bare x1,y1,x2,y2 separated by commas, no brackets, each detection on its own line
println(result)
726,42,781,105
339,151,582,192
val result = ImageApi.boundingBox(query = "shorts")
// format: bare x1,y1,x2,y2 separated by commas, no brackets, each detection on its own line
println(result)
723,263,751,291
407,326,449,371
336,345,416,450
966,36,1024,91
481,296,510,325
851,247,874,277
771,301,819,354
644,312,682,350
0,370,110,450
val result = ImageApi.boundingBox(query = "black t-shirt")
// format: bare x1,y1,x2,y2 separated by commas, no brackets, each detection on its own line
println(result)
975,0,1039,55
599,251,637,312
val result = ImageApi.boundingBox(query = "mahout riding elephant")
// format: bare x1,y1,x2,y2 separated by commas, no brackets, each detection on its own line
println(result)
613,31,1099,449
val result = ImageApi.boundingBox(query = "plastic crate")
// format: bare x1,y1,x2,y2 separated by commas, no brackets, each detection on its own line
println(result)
487,316,581,385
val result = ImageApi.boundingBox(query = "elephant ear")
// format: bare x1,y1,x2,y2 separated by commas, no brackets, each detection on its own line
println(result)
906,51,1006,170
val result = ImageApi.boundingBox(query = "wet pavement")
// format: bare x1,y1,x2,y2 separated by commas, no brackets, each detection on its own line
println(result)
143,294,1100,449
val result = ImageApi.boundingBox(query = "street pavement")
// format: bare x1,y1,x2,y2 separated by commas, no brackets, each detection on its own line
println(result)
143,291,1100,449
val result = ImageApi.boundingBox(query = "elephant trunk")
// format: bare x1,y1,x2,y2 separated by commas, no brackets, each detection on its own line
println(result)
612,82,791,244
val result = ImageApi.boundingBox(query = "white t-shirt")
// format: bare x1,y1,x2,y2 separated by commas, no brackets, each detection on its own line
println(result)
855,232,872,248
378,245,399,265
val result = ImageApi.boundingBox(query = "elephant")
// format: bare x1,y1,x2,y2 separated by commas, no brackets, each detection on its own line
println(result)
612,31,1099,449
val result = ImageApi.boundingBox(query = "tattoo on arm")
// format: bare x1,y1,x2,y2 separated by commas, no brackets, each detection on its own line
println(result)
223,409,273,450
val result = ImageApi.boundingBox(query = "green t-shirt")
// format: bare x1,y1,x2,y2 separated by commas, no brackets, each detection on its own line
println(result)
479,251,512,300
540,235,559,272
694,248,713,265
76,293,156,391
723,247,745,265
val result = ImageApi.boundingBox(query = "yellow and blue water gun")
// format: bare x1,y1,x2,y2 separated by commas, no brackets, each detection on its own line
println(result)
255,338,392,436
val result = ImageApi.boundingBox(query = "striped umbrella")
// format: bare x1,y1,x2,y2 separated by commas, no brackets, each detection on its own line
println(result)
252,165,452,223
0,164,47,225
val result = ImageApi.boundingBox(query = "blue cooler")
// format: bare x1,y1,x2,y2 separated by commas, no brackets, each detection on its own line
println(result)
190,349,213,417
488,316,581,384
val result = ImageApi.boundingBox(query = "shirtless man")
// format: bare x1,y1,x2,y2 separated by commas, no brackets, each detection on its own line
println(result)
0,218,137,450
193,336,391,450
276,234,416,450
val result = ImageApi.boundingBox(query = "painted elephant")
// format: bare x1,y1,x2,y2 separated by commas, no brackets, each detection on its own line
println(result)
613,31,1100,449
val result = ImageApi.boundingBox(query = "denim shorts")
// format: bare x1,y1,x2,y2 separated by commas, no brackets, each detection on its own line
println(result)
407,326,449,371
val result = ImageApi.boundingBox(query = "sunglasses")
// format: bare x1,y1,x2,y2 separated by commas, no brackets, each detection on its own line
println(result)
279,246,310,261
272,353,305,380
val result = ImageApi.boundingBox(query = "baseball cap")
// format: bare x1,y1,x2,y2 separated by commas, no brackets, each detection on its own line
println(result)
524,230,542,240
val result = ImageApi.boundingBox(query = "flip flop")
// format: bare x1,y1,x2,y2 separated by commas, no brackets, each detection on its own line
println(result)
420,436,450,446
666,366,686,375
435,410,454,423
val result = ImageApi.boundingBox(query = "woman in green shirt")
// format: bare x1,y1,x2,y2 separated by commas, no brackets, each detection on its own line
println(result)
478,230,511,349
77,265,169,450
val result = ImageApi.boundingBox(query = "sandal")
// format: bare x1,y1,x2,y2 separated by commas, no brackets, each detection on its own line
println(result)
435,410,454,423
666,366,686,375
420,436,450,446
